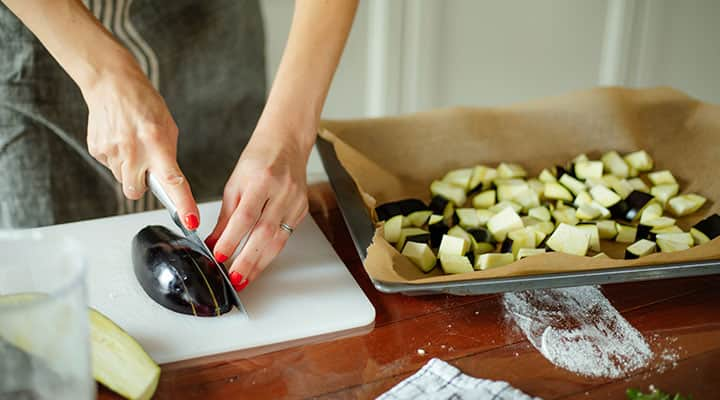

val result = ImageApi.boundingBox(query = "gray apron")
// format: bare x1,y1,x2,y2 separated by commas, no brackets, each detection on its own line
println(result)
0,0,266,228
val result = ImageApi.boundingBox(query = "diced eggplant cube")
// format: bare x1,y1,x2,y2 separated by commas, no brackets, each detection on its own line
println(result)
517,248,546,260
487,207,524,242
648,170,677,185
546,223,590,256
447,225,474,248
590,185,621,207
375,198,427,221
406,210,433,227
456,208,482,229
657,238,691,253
627,177,650,192
668,194,707,217
527,179,545,196
655,232,693,246
650,183,679,205
496,181,529,202
395,228,431,251
475,209,495,226
635,224,655,241
472,190,496,209
576,203,602,221
442,168,474,189
552,208,579,226
429,195,450,215
507,228,537,258
615,223,638,243
497,162,527,179
383,215,404,243
643,216,676,228
469,166,497,193
500,238,514,254
430,180,467,206
538,168,557,183
559,174,587,196
651,225,683,234
544,182,574,201
597,220,618,240
529,206,552,222
601,151,629,178
576,224,601,252
402,242,437,272
475,253,515,270
438,234,470,256
691,214,720,244
573,191,593,207
489,200,522,214
428,218,449,248
574,160,603,180
625,239,656,259
467,227,495,244
439,254,474,274
640,202,663,224
474,242,496,255
624,150,654,171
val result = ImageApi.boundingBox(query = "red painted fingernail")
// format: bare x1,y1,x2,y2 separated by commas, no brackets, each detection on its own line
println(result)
234,279,250,292
214,252,228,263
204,236,217,250
229,271,243,286
184,214,199,230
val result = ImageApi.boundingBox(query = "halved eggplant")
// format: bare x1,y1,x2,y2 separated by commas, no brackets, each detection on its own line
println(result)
690,214,720,245
374,198,427,221
132,226,232,317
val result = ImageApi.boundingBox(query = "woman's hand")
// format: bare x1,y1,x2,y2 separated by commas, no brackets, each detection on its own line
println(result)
205,122,311,291
83,61,200,229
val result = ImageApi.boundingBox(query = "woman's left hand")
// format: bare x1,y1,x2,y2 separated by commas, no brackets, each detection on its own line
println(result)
204,122,312,291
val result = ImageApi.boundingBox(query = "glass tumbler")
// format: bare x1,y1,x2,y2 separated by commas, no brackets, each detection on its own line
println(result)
0,230,94,400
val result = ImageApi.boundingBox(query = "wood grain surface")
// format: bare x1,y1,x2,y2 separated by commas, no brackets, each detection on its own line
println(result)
98,183,720,400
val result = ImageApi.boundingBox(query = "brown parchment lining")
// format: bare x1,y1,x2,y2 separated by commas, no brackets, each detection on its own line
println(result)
319,87,720,285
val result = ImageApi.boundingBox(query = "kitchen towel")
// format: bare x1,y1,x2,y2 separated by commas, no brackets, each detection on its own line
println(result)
378,358,538,400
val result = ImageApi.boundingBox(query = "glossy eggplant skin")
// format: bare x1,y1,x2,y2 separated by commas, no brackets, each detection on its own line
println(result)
132,226,232,317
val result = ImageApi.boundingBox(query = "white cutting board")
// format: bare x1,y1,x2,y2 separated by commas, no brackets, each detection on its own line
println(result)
34,202,375,364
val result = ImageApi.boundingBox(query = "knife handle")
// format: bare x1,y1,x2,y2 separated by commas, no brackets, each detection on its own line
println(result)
147,173,178,220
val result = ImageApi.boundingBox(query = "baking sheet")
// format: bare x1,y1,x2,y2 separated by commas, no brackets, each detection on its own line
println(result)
318,87,720,287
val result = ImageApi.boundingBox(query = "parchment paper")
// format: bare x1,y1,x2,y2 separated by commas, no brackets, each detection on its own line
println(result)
319,87,720,284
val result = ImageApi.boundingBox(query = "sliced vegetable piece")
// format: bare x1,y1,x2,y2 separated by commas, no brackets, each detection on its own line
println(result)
466,227,495,244
576,203,602,221
635,224,655,241
545,223,590,256
456,208,482,229
395,228,431,251
667,193,707,216
442,168,473,189
690,214,720,245
529,206,551,222
640,202,663,224
447,225,473,249
430,180,467,206
610,178,634,199
497,181,530,202
487,207,524,241
527,179,545,196
593,252,609,258
538,168,557,183
383,215,404,243
544,182,574,201
576,223,601,252
657,237,691,253
475,209,495,226
514,188,541,211
615,223,638,243
529,221,556,236
497,162,527,178
469,166,497,193
601,151,629,178
472,190,496,209
552,207,579,225
655,232,693,246
574,160,603,180
508,228,537,258
624,150,654,171
402,242,437,272
475,253,515,270
406,210,433,227
651,225,682,234
625,239,656,259
643,216,676,228
375,198,427,221
627,177,650,192
612,190,654,222
428,215,449,247
590,185,621,207
489,200,522,214
573,191,593,207
648,170,677,185
474,241,496,255
559,174,587,196
439,254,474,274
429,195,451,215
597,220,618,239
650,183,679,205
516,248,546,259
438,234,470,256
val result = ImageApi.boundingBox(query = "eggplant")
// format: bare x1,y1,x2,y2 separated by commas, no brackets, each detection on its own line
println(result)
438,254,474,274
428,215,449,248
395,228,430,251
475,253,514,270
401,242,436,273
375,198,427,221
500,238,514,254
690,214,720,245
635,224,655,241
467,227,495,244
610,190,653,222
625,239,656,259
132,226,233,317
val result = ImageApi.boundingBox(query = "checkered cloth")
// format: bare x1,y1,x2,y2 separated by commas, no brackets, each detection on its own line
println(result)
378,358,539,400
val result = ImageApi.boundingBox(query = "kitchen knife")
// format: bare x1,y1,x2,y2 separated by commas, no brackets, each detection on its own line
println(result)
147,173,248,318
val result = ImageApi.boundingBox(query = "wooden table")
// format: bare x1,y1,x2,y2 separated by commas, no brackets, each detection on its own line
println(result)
99,184,720,399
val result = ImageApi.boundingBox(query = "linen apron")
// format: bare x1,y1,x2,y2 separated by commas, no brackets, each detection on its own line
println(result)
0,0,266,227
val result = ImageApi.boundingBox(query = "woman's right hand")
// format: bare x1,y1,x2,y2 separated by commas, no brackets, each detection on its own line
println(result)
82,59,200,230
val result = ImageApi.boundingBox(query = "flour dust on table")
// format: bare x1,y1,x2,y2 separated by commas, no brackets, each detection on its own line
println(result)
502,286,654,379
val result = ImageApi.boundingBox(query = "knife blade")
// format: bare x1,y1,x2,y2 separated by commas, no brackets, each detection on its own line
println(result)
147,173,248,317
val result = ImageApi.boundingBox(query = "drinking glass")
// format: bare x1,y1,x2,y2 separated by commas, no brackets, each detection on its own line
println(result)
0,230,94,400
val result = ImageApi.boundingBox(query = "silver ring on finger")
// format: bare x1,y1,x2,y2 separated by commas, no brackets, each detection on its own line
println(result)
279,223,294,235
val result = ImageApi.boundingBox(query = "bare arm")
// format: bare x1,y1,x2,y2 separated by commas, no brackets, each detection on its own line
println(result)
1,0,200,229
208,0,359,289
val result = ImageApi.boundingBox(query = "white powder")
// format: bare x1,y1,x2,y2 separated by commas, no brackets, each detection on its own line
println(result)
502,286,654,378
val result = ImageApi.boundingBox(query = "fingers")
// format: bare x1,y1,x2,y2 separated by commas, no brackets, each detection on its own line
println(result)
204,192,240,251
213,185,267,263
151,156,200,230
120,156,148,200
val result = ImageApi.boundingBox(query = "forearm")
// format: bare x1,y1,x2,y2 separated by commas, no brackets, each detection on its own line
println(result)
2,0,136,93
258,0,358,152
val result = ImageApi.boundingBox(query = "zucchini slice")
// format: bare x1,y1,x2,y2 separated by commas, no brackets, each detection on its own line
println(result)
475,253,515,270
472,190,496,209
430,180,467,206
648,170,677,186
590,185,621,207
382,215,404,243
545,223,590,256
487,207,524,242
402,242,437,272
650,183,679,205
601,151,629,178
438,234,470,256
574,160,603,180
395,228,431,251
375,198,426,221
544,182,574,201
624,150,654,171
439,254,474,274
690,214,720,245
625,239,656,259
667,194,707,217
